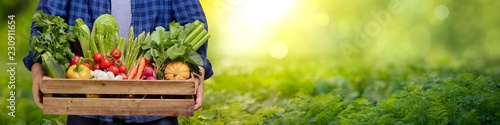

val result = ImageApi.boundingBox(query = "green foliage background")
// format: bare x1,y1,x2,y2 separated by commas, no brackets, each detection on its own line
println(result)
1,0,499,124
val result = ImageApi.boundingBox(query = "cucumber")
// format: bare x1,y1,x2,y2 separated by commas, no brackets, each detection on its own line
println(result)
41,52,67,78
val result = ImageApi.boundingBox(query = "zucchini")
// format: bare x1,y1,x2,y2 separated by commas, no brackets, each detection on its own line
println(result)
75,18,91,59
41,52,67,78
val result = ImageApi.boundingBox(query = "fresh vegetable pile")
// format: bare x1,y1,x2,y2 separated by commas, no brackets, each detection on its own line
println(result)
30,11,210,98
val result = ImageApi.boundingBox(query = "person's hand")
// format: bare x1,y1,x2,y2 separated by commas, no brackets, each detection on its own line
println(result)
194,66,205,110
31,63,50,109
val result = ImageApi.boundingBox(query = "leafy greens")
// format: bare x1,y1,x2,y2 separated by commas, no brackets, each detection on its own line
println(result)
141,21,204,80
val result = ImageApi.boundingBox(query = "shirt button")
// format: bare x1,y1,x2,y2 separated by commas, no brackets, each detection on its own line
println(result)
107,9,110,13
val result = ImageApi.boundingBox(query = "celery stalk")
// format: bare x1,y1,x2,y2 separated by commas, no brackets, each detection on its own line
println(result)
194,33,210,50
184,23,204,44
191,30,207,49
193,20,202,26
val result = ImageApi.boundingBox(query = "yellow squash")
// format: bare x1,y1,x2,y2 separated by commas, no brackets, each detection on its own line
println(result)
164,61,190,80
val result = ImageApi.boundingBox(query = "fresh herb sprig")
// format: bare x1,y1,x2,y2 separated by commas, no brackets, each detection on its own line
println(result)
30,11,74,69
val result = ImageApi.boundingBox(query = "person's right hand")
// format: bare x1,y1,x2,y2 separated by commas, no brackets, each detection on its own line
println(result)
31,63,50,109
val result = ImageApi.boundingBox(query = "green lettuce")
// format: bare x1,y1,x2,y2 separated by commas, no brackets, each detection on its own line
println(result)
91,14,119,56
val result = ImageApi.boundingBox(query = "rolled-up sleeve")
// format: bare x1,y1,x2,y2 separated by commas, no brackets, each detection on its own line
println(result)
172,0,214,79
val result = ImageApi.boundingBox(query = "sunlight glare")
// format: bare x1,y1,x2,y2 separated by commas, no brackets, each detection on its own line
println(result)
223,0,297,57
239,0,297,26
269,41,288,59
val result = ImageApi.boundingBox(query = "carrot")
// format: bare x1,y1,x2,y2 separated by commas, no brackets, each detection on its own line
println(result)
134,57,147,80
127,65,138,80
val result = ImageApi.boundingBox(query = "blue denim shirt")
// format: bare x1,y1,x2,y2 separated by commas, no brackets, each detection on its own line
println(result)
23,0,213,123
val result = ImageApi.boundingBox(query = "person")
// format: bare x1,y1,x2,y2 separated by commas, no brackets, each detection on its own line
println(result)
22,0,214,124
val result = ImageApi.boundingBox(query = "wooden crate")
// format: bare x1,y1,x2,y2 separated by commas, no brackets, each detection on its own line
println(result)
41,77,200,116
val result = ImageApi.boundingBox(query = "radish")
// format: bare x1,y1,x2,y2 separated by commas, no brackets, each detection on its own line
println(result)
147,76,157,80
143,67,154,77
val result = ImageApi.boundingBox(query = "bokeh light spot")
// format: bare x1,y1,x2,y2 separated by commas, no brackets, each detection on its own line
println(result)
269,41,288,59
434,5,449,20
315,12,330,27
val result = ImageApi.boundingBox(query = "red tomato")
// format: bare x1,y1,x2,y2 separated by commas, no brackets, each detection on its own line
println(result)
93,64,101,70
70,55,81,65
109,65,119,76
93,53,104,63
110,48,122,59
118,65,127,73
84,62,91,69
100,58,111,69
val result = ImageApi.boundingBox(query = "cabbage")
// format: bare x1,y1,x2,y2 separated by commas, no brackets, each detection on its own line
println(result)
91,14,119,56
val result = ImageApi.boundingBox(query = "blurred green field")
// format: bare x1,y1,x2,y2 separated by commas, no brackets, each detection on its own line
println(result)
1,0,500,124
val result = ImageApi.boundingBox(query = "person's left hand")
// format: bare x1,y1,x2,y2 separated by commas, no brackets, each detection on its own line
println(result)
194,66,205,110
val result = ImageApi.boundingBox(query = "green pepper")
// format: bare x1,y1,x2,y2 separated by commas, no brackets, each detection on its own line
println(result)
66,64,92,79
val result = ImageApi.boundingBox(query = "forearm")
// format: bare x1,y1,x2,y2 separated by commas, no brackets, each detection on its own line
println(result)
31,63,44,83
31,63,45,109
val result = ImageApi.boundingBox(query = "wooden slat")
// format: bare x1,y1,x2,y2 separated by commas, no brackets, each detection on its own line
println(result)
43,97,194,116
41,79,196,95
